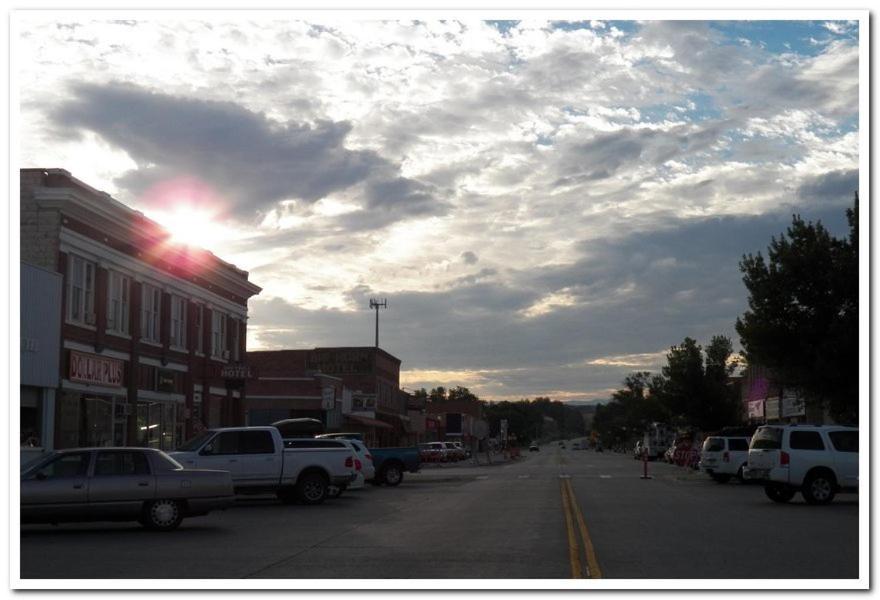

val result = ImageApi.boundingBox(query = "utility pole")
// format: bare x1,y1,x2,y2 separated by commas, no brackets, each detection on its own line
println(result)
369,298,387,348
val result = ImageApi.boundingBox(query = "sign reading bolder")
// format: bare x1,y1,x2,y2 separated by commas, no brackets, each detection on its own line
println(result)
69,350,123,387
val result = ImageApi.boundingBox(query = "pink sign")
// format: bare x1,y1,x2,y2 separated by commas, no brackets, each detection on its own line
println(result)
69,350,124,387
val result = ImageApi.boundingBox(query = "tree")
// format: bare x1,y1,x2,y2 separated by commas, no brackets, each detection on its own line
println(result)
735,195,858,422
447,386,479,403
427,386,447,403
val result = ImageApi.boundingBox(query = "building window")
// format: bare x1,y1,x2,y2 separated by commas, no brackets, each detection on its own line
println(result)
67,254,96,325
194,304,204,353
170,295,187,349
107,271,130,335
211,310,227,359
141,284,161,343
230,318,240,361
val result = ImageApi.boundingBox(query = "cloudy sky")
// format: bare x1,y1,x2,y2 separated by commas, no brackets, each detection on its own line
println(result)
16,15,861,403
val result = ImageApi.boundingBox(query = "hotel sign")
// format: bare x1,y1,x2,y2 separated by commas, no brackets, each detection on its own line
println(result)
69,350,123,387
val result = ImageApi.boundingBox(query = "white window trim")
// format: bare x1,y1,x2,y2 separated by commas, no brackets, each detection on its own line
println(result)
106,270,131,335
141,283,162,343
66,253,97,327
169,295,187,350
211,310,227,359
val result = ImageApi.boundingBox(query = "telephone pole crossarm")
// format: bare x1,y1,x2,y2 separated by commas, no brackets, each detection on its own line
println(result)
369,298,387,348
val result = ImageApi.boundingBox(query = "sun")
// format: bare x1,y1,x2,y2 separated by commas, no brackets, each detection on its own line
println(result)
148,205,225,252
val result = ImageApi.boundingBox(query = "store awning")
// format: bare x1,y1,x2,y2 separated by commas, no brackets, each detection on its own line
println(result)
346,414,394,429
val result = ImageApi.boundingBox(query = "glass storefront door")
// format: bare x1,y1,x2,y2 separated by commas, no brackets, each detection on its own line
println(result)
136,400,182,450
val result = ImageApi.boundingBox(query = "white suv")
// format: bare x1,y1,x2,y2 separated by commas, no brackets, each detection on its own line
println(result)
745,425,858,505
699,435,751,483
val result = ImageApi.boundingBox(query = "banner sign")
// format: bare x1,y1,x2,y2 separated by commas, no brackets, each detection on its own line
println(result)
747,400,764,419
782,390,806,417
765,398,780,420
69,350,123,387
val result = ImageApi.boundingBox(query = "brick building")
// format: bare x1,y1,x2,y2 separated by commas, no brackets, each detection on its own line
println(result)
247,347,409,446
20,168,262,453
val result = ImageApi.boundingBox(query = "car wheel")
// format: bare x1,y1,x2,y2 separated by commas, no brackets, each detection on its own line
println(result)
736,464,746,482
711,474,731,484
142,499,183,531
764,484,795,503
382,463,404,486
802,471,837,505
296,473,328,505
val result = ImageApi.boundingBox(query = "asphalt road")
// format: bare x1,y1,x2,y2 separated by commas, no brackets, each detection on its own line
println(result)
19,445,859,580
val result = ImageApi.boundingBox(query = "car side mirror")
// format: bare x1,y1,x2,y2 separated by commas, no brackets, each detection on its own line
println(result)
200,444,214,455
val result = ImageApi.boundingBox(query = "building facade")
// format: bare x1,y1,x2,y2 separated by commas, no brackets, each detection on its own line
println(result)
20,168,262,453
247,347,409,446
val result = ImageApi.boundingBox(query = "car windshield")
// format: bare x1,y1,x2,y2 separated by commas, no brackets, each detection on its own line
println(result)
703,438,725,452
176,431,216,452
750,427,783,450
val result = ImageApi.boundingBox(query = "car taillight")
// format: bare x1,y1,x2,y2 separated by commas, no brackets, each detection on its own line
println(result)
345,456,353,468
723,451,730,463
780,451,790,466
365,454,372,461
355,459,362,471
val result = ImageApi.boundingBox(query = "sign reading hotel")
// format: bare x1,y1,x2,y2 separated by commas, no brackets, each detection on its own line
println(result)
69,350,123,387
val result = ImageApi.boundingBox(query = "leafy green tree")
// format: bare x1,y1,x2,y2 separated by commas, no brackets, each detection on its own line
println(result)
447,386,479,403
735,196,858,422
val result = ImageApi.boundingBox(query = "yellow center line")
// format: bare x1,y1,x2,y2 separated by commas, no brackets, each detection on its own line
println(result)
559,479,583,578
565,478,603,579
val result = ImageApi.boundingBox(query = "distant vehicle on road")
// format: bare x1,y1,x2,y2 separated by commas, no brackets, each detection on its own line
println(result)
21,448,234,531
700,436,751,483
529,443,539,452
642,423,676,460
746,425,858,505
170,426,356,505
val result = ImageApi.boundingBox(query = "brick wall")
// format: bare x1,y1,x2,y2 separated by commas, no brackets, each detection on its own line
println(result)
20,171,61,271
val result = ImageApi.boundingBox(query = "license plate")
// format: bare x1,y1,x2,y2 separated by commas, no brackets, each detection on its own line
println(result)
748,468,769,479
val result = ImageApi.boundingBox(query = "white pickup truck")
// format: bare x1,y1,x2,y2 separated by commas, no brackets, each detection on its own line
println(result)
169,426,357,505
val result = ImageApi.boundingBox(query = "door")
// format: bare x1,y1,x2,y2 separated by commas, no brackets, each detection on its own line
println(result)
787,430,831,484
828,430,858,488
88,450,156,518
21,451,91,522
197,430,244,482
238,430,281,486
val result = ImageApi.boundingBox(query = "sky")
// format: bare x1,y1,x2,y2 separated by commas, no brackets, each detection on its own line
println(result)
15,15,861,403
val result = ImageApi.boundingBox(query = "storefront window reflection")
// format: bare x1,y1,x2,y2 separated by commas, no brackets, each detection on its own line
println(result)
137,401,182,450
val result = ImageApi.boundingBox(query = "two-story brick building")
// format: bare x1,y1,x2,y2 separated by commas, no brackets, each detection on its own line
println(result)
20,168,262,452
247,347,409,446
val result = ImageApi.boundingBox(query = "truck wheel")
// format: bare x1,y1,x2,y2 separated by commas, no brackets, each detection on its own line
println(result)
736,465,746,482
141,499,183,531
764,484,795,503
802,471,837,505
381,463,404,486
297,473,328,505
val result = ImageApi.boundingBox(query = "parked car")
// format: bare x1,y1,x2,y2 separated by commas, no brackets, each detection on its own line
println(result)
419,442,450,462
170,426,356,505
327,439,365,498
529,443,540,452
369,447,421,485
699,435,751,483
745,425,858,505
21,447,234,531
443,442,467,461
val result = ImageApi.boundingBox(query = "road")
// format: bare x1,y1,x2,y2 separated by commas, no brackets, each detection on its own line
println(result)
19,445,859,580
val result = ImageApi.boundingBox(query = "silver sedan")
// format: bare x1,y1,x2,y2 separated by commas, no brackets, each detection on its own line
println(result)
21,447,235,531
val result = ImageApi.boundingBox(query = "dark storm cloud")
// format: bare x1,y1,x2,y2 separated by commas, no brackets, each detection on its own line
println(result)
249,202,854,401
797,169,859,205
50,81,446,226
461,251,479,265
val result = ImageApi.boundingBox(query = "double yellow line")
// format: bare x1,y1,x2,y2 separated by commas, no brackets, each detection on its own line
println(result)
560,477,602,579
